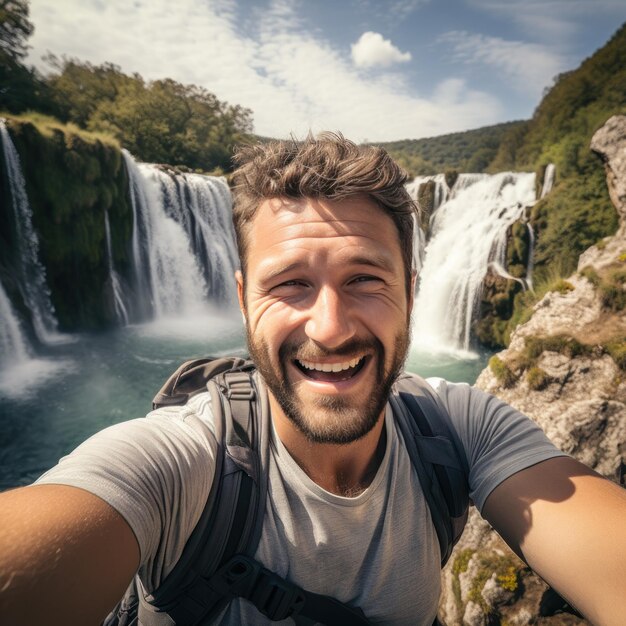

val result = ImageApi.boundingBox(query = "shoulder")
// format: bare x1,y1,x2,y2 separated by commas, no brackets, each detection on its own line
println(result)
409,375,567,512
36,391,219,568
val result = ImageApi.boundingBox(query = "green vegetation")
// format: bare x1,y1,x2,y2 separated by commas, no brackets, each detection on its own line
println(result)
43,56,253,172
580,263,626,312
526,366,551,391
1,2,253,173
383,24,626,349
451,549,475,607
0,116,132,329
0,0,50,114
375,121,525,176
603,338,626,370
495,23,626,291
489,355,518,388
490,329,626,390
466,552,521,612
523,334,591,361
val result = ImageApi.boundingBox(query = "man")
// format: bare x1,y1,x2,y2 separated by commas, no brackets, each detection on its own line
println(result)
1,133,625,625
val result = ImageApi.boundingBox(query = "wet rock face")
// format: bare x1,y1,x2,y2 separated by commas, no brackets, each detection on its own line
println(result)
439,115,626,625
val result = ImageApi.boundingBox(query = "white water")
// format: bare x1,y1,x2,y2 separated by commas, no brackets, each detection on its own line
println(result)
0,278,31,366
0,120,65,344
541,163,556,198
412,172,537,354
124,151,238,320
104,209,129,325
157,171,239,306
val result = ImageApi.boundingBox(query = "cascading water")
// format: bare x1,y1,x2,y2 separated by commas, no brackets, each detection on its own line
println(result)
157,170,239,306
123,150,238,320
0,278,31,367
104,209,129,325
406,174,449,274
411,172,537,353
540,163,556,198
0,120,63,344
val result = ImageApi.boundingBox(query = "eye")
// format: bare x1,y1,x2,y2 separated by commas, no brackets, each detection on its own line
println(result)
349,275,384,289
270,279,309,296
351,275,381,283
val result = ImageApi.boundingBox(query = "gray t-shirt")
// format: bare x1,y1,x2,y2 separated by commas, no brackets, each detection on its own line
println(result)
36,377,566,625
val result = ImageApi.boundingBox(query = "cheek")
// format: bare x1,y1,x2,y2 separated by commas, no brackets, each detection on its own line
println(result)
248,299,303,345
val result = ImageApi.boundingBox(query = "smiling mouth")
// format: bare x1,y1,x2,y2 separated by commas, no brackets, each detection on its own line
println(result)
294,356,367,382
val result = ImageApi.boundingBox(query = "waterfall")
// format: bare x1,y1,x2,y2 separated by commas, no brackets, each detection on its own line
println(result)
104,209,129,325
406,174,449,275
412,172,537,353
540,163,556,198
0,120,63,344
0,278,31,367
123,150,238,320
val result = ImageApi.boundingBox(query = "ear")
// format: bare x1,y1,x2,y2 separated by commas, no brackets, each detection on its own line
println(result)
408,270,417,317
235,270,246,324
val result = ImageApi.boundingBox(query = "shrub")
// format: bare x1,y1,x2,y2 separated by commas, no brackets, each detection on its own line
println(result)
527,366,551,390
603,339,626,370
579,265,600,286
489,356,517,388
552,279,575,294
524,334,590,360
599,283,626,311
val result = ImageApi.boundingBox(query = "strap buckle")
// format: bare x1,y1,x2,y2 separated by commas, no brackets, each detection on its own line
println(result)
223,372,256,401
211,555,306,621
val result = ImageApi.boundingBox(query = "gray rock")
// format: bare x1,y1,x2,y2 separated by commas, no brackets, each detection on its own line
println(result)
463,600,485,626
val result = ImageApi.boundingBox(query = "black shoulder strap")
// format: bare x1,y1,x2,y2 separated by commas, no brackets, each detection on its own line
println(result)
391,374,470,566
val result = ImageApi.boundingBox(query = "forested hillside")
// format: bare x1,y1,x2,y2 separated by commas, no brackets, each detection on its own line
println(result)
492,23,626,344
375,121,524,175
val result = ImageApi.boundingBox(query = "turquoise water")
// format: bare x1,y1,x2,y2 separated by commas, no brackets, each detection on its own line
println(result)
0,310,489,490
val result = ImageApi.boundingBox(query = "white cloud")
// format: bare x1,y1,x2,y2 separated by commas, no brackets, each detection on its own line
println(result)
439,30,568,100
26,0,502,142
351,32,412,69
468,0,626,42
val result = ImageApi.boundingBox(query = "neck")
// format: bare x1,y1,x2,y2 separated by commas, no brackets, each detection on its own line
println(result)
270,396,387,497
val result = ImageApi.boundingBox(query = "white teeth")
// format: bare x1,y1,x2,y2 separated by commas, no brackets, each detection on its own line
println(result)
298,357,362,372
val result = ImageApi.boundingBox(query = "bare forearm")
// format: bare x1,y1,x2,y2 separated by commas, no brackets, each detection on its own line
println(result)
484,457,626,626
0,484,140,626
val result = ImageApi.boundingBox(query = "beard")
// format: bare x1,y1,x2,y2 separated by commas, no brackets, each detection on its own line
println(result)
246,326,411,445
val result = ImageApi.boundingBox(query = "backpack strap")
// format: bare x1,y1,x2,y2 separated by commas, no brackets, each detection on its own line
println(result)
391,374,470,566
127,358,267,625
129,358,373,625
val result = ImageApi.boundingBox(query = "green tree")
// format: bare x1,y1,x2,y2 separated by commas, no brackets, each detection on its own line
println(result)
0,0,49,113
0,0,33,62
45,58,253,171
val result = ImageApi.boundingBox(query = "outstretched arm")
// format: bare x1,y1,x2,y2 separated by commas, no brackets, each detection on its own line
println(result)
0,484,140,626
483,456,626,626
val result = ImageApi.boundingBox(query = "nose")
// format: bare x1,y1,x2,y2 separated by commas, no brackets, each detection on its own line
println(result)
304,285,356,349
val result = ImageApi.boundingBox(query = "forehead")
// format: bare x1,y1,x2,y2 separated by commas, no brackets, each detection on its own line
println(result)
245,196,402,262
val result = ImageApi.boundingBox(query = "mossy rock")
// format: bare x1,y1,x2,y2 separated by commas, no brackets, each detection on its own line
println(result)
489,355,518,388
527,366,551,390
603,338,626,370
2,117,133,330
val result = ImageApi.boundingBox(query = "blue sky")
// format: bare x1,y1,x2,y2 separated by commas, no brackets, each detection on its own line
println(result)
26,0,626,142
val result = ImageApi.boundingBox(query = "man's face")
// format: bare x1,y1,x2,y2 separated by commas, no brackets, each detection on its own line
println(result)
237,195,413,444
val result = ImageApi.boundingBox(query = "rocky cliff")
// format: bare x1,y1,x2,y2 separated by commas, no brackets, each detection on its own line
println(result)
439,115,626,626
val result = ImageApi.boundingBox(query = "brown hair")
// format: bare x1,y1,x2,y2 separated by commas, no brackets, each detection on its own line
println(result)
231,132,418,293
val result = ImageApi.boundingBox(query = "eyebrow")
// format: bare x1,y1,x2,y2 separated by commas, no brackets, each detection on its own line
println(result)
259,253,397,284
